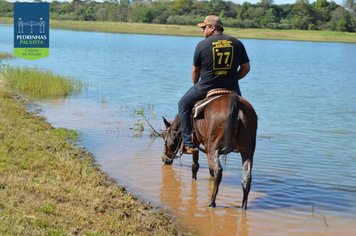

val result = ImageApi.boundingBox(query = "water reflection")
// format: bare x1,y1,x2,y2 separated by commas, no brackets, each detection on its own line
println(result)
2,24,356,235
160,163,251,236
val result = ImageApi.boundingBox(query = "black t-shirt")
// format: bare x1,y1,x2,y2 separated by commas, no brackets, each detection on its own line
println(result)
193,34,249,93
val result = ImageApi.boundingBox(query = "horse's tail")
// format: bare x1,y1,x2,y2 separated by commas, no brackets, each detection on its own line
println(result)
222,94,240,154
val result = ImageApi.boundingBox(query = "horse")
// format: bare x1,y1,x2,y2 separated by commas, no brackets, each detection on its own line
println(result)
162,90,257,209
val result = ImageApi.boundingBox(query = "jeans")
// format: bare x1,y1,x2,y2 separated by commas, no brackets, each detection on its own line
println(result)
178,86,206,146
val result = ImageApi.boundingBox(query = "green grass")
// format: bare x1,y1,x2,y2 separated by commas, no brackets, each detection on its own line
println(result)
1,17,355,43
1,67,83,98
0,17,12,24
0,87,186,235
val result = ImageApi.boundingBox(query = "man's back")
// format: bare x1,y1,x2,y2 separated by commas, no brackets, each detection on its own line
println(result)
193,34,249,93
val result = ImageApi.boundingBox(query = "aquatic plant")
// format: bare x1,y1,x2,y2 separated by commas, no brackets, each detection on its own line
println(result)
134,108,161,138
1,66,83,98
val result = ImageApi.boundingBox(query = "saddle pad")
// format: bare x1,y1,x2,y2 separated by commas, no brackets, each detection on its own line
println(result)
193,95,222,118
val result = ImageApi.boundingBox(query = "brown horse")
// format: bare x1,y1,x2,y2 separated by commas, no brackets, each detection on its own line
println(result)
162,91,257,209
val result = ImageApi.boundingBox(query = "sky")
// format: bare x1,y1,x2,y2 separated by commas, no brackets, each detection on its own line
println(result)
5,0,345,6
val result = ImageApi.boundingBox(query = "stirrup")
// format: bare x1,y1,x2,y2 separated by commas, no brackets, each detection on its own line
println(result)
182,145,198,154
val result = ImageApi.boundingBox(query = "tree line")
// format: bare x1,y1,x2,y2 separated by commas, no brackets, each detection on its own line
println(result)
1,0,355,32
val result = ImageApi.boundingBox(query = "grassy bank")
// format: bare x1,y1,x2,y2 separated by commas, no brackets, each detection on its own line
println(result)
1,17,356,43
0,78,185,235
1,67,83,98
0,52,13,60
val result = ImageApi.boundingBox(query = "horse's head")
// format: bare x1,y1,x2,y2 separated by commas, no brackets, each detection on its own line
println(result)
162,116,181,165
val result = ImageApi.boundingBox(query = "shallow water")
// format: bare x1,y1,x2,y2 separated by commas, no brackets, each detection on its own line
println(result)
1,24,356,235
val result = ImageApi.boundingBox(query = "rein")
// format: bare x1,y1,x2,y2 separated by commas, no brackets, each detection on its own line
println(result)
164,127,183,162
172,135,183,160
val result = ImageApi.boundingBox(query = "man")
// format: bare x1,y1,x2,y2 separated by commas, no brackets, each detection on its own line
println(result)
178,15,251,154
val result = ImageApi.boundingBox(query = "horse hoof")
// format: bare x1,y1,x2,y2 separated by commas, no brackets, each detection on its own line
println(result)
241,203,248,210
208,202,216,208
162,155,173,165
163,159,173,165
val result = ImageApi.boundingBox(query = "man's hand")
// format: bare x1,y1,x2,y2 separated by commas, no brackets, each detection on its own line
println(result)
238,62,250,80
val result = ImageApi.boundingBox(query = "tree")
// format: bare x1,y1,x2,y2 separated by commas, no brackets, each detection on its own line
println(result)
173,0,193,14
84,6,96,21
72,0,83,4
192,1,211,16
128,3,153,23
236,2,252,21
0,0,13,17
330,6,353,31
290,0,314,29
120,0,130,7
260,8,279,27
209,0,230,16
105,2,121,21
343,0,356,13
2,0,354,32
259,0,274,10
312,0,332,29
150,2,173,24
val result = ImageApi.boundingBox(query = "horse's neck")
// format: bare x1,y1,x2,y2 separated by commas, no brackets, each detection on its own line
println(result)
172,115,181,131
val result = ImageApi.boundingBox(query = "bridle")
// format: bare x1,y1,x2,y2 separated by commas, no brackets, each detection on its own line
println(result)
163,127,183,162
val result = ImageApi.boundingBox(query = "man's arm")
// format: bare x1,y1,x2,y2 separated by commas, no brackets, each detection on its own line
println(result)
238,62,250,80
192,65,201,84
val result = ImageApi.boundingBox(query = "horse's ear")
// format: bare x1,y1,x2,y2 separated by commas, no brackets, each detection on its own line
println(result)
162,116,171,128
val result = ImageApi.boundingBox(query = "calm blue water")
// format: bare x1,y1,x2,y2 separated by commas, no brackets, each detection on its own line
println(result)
1,24,356,234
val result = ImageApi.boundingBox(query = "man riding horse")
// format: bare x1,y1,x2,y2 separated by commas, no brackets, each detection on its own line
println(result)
164,15,256,209
178,15,251,154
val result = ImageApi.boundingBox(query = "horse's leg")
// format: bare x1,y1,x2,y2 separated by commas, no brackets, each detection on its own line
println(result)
241,151,253,210
209,167,214,177
208,150,223,208
192,151,199,180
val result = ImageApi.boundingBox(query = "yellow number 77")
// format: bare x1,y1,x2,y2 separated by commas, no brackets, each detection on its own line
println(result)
216,52,231,65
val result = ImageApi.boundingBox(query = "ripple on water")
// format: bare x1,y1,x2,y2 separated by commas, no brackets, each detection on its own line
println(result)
1,26,354,235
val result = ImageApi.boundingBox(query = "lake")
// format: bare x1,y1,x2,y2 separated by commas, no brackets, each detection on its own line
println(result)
1,24,356,235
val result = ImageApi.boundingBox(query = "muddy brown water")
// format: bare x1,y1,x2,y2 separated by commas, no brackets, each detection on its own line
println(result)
35,100,356,235
84,129,356,236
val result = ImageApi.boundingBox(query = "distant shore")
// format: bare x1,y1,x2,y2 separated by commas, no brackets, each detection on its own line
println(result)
1,17,356,43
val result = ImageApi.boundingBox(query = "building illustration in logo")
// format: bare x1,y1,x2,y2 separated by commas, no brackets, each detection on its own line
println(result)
17,17,46,34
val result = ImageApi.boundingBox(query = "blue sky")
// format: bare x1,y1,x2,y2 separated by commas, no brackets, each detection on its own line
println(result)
6,0,345,6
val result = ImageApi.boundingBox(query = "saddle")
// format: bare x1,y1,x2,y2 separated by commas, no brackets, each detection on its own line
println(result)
193,88,236,118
